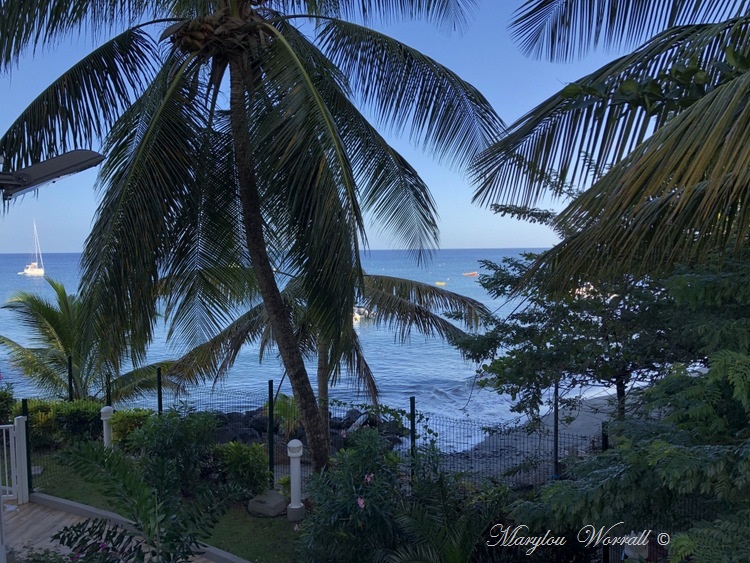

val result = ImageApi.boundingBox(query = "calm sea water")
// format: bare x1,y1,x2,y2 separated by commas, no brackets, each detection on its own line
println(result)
0,249,538,422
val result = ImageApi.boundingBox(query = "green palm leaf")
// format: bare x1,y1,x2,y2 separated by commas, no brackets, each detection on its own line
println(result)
473,16,750,207
318,18,503,168
0,28,157,169
510,0,749,61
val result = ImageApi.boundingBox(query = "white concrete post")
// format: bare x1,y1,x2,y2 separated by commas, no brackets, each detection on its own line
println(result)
14,416,29,505
101,406,114,448
287,439,305,522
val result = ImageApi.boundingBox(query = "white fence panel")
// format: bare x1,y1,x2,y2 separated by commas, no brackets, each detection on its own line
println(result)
0,425,15,502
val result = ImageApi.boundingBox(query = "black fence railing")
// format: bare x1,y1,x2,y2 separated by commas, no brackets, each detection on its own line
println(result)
22,381,603,496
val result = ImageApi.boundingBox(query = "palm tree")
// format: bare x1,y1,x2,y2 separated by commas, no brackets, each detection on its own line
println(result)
473,0,750,289
0,279,173,401
170,272,489,419
0,1,502,470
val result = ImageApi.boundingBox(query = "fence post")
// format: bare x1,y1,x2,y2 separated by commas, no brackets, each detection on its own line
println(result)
601,421,610,563
268,379,275,489
14,416,29,505
157,367,163,415
21,399,32,495
552,379,560,479
287,439,305,522
409,396,416,479
101,406,114,448
67,355,74,401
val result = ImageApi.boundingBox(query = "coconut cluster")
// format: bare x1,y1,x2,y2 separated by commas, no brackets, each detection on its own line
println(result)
170,6,266,59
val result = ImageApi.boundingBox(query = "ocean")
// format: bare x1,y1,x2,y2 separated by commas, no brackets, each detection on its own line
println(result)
0,249,538,423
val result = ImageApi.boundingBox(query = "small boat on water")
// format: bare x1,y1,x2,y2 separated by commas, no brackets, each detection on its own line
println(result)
18,221,45,277
435,281,446,286
462,271,478,277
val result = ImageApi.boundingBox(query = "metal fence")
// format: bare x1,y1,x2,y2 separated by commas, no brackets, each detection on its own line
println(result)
21,380,602,495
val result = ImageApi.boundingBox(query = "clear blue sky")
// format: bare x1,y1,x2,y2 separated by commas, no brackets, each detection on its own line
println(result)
0,2,622,254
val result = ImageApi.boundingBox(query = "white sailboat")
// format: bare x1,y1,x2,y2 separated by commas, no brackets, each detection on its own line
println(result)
18,221,44,276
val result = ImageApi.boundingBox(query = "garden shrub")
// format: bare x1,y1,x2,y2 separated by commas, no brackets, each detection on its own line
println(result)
53,399,103,442
0,382,14,424
300,428,403,561
215,441,270,498
13,398,104,449
128,404,217,497
112,407,153,451
14,400,58,449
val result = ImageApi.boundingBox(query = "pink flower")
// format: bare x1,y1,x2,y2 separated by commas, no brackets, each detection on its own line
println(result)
340,429,347,438
357,497,365,509
364,473,374,483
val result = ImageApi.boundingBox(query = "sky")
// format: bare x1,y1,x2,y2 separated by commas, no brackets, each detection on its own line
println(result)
0,2,624,254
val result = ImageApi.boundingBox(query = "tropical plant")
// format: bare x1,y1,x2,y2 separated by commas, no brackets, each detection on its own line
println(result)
453,253,695,420
0,279,174,401
214,441,270,498
473,0,750,288
127,404,218,498
0,381,13,424
300,428,403,561
171,272,489,422
0,0,502,472
57,441,230,561
111,407,153,451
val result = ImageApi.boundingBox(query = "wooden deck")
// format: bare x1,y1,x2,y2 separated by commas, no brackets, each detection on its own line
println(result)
3,500,85,554
2,500,215,561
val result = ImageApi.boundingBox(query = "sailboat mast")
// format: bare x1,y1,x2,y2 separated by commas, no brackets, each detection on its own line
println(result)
33,221,44,270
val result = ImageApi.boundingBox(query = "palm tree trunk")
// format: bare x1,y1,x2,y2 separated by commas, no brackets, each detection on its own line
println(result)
228,60,329,472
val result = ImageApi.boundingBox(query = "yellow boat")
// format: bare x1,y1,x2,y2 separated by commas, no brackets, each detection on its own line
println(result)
435,281,446,286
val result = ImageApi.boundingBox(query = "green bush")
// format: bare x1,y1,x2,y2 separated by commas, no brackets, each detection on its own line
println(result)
0,382,14,424
215,441,270,498
13,399,104,450
15,399,57,449
300,428,403,561
128,404,217,497
53,399,103,442
112,407,153,451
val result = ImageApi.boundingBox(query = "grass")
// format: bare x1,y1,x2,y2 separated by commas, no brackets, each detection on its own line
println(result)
30,452,300,562
205,503,300,562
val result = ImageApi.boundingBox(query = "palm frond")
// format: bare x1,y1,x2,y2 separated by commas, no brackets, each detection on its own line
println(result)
335,329,379,402
0,1,160,70
361,274,489,341
0,28,157,169
109,362,177,402
81,52,209,363
318,18,503,168
168,303,269,388
530,64,750,289
273,0,476,32
253,18,362,342
473,16,750,207
510,0,750,61
0,337,68,396
162,113,257,349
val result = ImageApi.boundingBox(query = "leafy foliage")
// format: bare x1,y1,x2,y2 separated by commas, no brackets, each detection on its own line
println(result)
300,429,403,561
111,407,153,452
14,398,103,450
0,381,14,423
57,441,229,561
0,279,177,402
214,441,270,499
127,404,218,498
453,253,691,420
